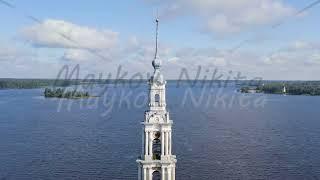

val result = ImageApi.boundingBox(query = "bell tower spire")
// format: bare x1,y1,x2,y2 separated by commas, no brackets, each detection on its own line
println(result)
137,17,177,180
152,18,161,71
155,18,159,59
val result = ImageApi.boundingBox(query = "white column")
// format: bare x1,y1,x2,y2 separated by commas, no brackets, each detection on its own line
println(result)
143,167,147,180
161,167,165,180
165,131,169,156
161,131,165,156
149,132,152,156
167,167,172,180
138,165,141,180
148,167,152,180
149,91,152,107
163,87,166,104
169,131,172,155
145,131,149,155
172,167,175,180
142,129,145,156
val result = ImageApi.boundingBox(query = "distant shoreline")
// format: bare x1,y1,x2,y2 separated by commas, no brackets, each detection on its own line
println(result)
1,78,320,90
240,82,320,96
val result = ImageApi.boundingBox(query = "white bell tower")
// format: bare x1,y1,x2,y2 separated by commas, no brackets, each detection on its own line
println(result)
136,18,177,180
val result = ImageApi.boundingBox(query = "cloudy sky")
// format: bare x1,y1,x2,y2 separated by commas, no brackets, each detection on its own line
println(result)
0,0,320,80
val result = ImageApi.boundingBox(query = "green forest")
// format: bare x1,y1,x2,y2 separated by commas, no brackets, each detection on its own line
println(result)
241,81,320,96
0,78,146,89
0,79,80,89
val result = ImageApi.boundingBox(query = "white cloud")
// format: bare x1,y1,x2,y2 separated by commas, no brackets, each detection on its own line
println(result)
148,0,295,35
0,46,61,78
2,38,320,80
0,45,35,62
21,19,118,50
0,47,19,61
62,49,96,62
264,41,320,66
3,19,319,80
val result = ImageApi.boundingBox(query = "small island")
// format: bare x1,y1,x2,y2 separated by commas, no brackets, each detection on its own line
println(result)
44,88,91,99
240,82,320,96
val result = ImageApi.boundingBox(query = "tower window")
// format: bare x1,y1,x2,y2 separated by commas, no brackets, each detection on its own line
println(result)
155,94,160,104
152,131,161,160
154,131,161,139
152,171,161,180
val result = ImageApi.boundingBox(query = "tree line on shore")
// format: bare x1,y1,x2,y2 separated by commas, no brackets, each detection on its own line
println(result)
241,82,320,96
0,78,147,89
0,79,81,89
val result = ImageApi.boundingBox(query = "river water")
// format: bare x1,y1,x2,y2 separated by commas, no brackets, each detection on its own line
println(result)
0,82,320,179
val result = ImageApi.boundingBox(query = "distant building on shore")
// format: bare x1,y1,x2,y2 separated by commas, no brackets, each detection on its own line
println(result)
283,84,287,94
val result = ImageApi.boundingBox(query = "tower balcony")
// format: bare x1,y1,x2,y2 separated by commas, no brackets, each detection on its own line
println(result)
137,155,177,165
149,102,166,108
144,111,172,124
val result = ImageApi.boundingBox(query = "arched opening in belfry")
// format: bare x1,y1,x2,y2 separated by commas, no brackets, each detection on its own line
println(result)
153,132,161,160
155,94,160,105
152,170,161,180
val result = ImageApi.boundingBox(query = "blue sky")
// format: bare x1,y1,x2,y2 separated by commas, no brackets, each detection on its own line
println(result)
1,0,320,80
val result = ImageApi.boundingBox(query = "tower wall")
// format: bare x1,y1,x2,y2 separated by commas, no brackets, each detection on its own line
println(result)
137,18,176,180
